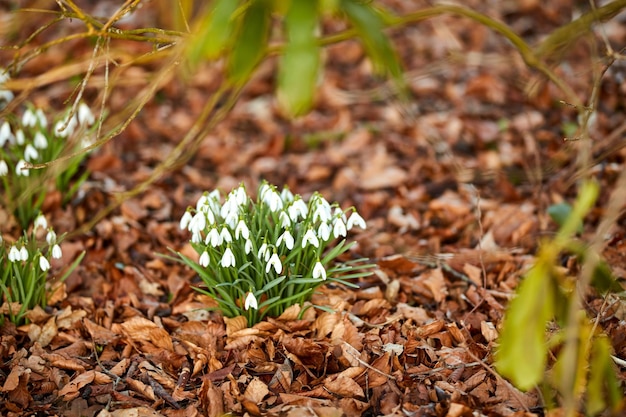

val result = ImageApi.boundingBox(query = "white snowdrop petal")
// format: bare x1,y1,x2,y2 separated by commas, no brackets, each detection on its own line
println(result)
52,244,62,259
244,292,258,310
39,256,50,272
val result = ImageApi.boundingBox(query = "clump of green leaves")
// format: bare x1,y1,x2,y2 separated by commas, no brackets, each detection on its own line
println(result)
0,214,83,325
0,101,96,228
176,181,372,326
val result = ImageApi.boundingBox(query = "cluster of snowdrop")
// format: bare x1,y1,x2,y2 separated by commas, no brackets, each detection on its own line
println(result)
178,181,370,325
0,214,65,325
0,102,96,228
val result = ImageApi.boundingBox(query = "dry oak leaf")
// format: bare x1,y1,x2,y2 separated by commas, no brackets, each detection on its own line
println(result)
118,316,174,351
323,375,364,398
58,369,96,401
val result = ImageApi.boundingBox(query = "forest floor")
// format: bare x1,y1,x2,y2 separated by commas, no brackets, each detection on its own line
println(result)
0,1,625,416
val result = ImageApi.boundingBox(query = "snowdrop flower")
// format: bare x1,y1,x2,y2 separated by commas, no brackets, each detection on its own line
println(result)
179,210,193,230
318,222,331,241
22,108,37,127
234,185,247,206
313,196,332,223
46,229,57,245
189,212,206,235
266,252,282,274
244,239,253,255
206,227,221,247
347,212,367,230
15,159,29,176
302,228,319,248
261,186,282,212
51,244,62,259
24,144,39,161
8,245,20,262
39,255,50,272
35,108,47,127
199,250,210,267
191,232,202,244
244,292,258,311
257,242,271,261
0,121,13,146
77,102,95,126
221,246,236,267
279,211,291,228
288,198,308,222
0,89,13,103
0,160,8,177
15,129,24,145
276,229,294,250
33,131,48,149
219,227,232,244
235,219,249,240
333,207,347,224
281,187,294,203
312,261,326,280
55,116,77,138
333,218,347,238
19,246,28,261
34,214,47,231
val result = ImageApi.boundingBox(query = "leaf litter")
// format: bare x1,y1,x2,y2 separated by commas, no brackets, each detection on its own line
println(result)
0,0,625,416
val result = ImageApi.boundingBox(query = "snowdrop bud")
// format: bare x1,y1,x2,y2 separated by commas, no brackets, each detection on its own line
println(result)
206,228,221,247
22,108,37,127
77,103,95,126
244,292,258,311
15,159,29,176
258,242,269,260
219,227,232,244
347,212,367,230
34,214,47,231
35,108,47,127
15,129,24,145
302,228,319,249
235,185,247,206
191,232,202,244
0,121,13,146
235,219,249,240
0,160,8,176
266,252,282,274
24,144,39,161
39,255,50,272
279,211,291,228
51,244,62,259
312,261,326,280
281,187,294,203
33,131,48,149
189,212,206,234
199,251,210,267
179,210,193,230
318,222,331,241
19,246,28,261
244,239,253,255
8,245,19,262
46,230,57,245
333,218,347,238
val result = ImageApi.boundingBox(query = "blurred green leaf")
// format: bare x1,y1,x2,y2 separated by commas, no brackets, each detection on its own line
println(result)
278,0,321,117
496,263,555,391
547,202,581,233
340,0,403,81
588,336,622,416
186,0,242,68
227,0,272,86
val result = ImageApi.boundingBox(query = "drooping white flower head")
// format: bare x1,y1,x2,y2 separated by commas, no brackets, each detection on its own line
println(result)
15,159,29,176
0,160,8,177
15,129,24,145
257,242,270,262
24,144,39,162
35,108,47,128
19,246,28,261
77,102,95,126
266,252,282,274
221,247,236,268
235,219,250,240
51,244,62,259
179,210,193,230
347,211,367,230
34,214,47,231
279,211,291,228
33,131,48,149
244,239,253,255
206,227,221,247
244,292,258,311
8,245,20,262
317,222,331,242
288,197,308,222
0,121,13,146
199,250,210,267
276,229,294,250
219,227,232,244
312,194,332,223
46,230,57,245
302,228,319,249
189,212,206,235
39,255,51,272
312,261,326,280
22,108,37,127
333,217,347,239
280,187,294,203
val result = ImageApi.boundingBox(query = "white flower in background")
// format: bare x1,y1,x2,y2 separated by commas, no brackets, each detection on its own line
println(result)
266,252,282,274
288,198,308,222
191,232,202,244
179,210,193,230
333,217,347,238
302,228,319,249
276,229,294,250
235,219,249,240
34,214,47,231
313,196,332,223
55,115,77,138
0,71,13,104
317,222,331,241
199,250,210,267
261,185,282,212
15,159,29,176
46,230,57,245
8,245,20,262
19,246,28,261
234,185,247,206
281,187,294,203
257,242,270,261
333,207,347,223
0,121,13,146
244,239,253,254
279,211,291,228
39,255,50,272
219,227,232,244
244,292,258,311
22,108,37,127
189,212,206,235
0,160,8,177
33,131,48,149
77,102,95,126
312,261,326,280
35,108,47,127
206,227,221,247
51,244,62,259
347,212,367,230
24,144,39,161
15,129,24,145
221,247,236,268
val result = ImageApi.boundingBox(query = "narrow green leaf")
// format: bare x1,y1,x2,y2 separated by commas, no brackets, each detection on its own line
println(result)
588,336,622,416
227,0,272,86
277,0,321,117
340,0,403,80
496,263,554,390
